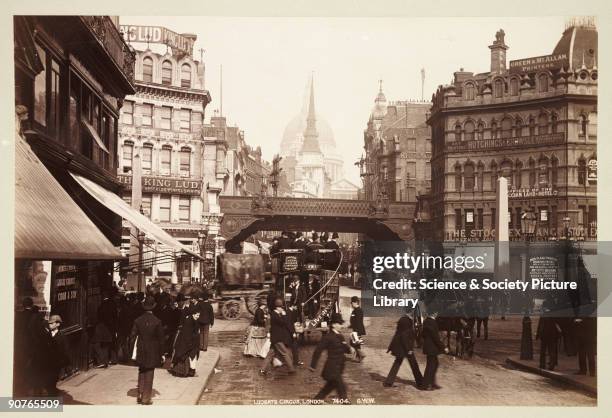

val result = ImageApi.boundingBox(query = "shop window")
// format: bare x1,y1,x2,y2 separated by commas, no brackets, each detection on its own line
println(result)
33,44,47,127
160,145,172,175
509,77,519,96
160,106,172,130
141,104,153,126
141,143,153,174
179,197,191,221
180,109,191,132
123,141,133,173
464,83,475,100
578,158,587,185
464,163,475,191
142,57,153,82
501,117,512,139
159,195,171,222
162,60,173,85
180,147,191,176
181,64,191,88
494,79,504,98
122,101,134,125
538,113,548,135
464,121,475,141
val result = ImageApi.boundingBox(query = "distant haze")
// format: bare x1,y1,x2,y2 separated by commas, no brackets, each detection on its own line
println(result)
122,16,567,184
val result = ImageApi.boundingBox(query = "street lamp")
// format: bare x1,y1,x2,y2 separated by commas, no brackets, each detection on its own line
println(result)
137,230,146,293
198,231,207,284
519,209,537,360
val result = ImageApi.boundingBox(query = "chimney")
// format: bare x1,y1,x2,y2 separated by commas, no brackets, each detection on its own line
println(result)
489,29,509,74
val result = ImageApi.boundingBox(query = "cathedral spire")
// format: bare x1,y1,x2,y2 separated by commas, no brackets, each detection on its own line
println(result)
301,73,321,154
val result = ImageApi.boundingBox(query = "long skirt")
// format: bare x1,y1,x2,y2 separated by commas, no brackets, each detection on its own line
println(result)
244,326,271,358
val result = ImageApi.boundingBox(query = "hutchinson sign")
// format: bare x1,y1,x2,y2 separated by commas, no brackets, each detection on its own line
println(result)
118,174,202,196
509,53,569,74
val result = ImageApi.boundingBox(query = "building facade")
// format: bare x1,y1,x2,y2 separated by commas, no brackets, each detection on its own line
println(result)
420,22,597,243
14,16,135,377
362,84,432,204
117,46,211,283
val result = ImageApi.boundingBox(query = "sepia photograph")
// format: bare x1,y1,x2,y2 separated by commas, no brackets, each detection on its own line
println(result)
9,10,601,409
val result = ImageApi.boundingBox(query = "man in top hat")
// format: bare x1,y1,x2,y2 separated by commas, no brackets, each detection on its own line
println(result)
309,313,352,402
196,290,215,351
130,296,165,405
293,231,307,250
306,232,323,264
323,232,341,270
277,231,293,251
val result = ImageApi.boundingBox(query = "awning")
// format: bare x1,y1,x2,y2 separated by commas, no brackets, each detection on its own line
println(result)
70,172,203,260
15,134,122,260
82,120,109,154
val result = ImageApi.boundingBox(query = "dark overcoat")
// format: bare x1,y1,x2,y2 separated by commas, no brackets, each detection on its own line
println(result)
310,330,351,380
269,309,294,346
350,307,366,336
422,317,445,355
387,317,416,357
172,315,200,362
92,298,118,343
197,300,215,326
130,312,165,369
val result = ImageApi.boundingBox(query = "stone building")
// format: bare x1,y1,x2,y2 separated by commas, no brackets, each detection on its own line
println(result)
419,21,597,243
117,45,212,282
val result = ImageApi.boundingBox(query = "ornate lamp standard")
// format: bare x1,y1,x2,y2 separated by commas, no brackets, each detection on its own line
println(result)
519,209,537,360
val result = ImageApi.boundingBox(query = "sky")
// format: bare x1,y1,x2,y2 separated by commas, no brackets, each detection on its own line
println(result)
122,16,567,184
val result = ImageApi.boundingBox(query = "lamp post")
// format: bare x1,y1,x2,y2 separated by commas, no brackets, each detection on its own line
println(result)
519,209,537,360
137,230,146,293
198,231,207,284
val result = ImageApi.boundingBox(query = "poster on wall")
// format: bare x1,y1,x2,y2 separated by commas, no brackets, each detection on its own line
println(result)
15,260,52,319
53,264,80,330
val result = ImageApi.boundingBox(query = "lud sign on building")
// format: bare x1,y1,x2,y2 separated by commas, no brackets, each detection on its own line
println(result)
118,174,202,196
120,25,195,57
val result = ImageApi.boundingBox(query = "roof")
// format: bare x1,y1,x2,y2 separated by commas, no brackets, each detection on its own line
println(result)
552,24,598,70
15,134,122,260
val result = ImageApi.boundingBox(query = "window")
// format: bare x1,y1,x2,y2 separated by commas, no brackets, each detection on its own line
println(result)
141,195,152,218
514,118,523,137
122,101,134,125
578,159,587,185
509,77,519,96
160,145,172,175
580,115,588,136
477,209,484,230
160,106,172,129
538,74,549,93
142,57,153,83
159,195,171,222
122,193,132,207
539,158,548,186
501,117,512,139
464,121,475,141
529,159,536,186
494,79,504,98
491,208,497,229
68,73,79,150
180,147,191,176
33,44,47,126
181,64,191,88
179,197,191,221
490,162,498,191
141,104,153,126
141,143,153,174
491,121,498,139
180,109,191,132
123,141,133,172
464,163,475,191
477,163,484,191
551,158,558,185
455,209,463,230
454,124,462,141
162,60,173,85
538,113,548,135
529,116,536,136
464,83,475,100
49,59,61,138
477,123,484,140
191,111,202,133
551,114,558,133
381,166,388,181
454,165,462,191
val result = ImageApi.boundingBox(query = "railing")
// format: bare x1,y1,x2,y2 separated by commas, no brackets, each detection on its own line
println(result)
80,16,135,85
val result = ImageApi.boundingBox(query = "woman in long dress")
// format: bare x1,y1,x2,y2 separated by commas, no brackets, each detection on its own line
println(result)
169,306,200,377
244,303,270,358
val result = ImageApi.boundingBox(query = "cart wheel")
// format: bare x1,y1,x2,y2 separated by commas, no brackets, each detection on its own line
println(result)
221,300,241,320
245,290,272,316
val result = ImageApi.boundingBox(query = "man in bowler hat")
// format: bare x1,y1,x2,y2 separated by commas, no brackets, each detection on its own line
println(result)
197,290,215,351
309,313,352,402
130,296,165,405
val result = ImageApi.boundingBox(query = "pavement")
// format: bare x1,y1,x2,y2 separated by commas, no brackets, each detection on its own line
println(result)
57,350,220,405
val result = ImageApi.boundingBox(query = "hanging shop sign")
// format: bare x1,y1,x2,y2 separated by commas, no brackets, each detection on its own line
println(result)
588,159,597,184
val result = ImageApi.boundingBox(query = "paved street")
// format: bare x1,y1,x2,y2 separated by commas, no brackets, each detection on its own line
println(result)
199,287,596,406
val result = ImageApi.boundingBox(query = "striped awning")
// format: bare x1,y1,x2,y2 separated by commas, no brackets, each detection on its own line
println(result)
15,134,122,260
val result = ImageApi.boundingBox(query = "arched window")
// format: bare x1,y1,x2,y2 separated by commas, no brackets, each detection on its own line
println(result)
538,156,549,186
490,161,498,191
122,140,134,173
454,164,462,191
529,116,536,136
464,121,475,141
464,163,475,191
494,79,504,98
162,60,173,85
180,147,191,176
528,158,536,186
538,113,549,135
454,124,462,141
142,57,153,82
515,161,523,188
491,121,498,139
538,74,549,93
551,114,558,134
580,114,588,136
514,118,524,137
501,117,513,139
464,83,475,100
500,160,513,187
578,158,587,185
477,162,484,191
141,143,153,174
160,145,172,175
551,157,559,185
509,77,519,96
181,63,191,88
477,122,484,140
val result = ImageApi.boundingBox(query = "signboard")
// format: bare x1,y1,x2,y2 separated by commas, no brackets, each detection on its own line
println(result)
447,133,564,153
588,159,597,183
53,264,80,330
118,174,202,196
508,187,558,199
120,25,195,57
509,53,569,74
